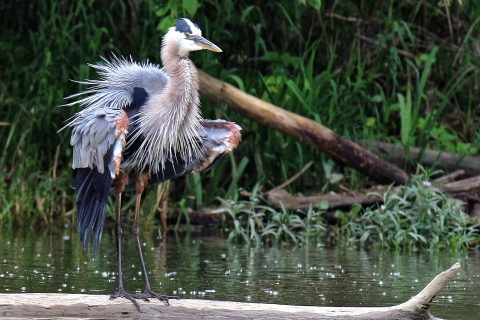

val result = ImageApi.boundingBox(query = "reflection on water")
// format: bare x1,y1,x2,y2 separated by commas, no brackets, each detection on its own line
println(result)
0,228,478,319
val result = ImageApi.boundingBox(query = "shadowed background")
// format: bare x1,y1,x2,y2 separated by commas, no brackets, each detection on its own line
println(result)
1,0,479,230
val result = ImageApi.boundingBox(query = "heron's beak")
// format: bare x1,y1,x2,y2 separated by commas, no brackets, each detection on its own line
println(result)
193,35,222,52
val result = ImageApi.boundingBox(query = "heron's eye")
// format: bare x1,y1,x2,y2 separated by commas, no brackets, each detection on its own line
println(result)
184,32,190,38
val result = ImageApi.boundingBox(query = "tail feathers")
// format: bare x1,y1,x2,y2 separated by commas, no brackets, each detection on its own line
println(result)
71,167,112,253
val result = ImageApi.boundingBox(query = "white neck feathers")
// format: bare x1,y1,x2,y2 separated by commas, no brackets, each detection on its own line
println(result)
124,35,204,173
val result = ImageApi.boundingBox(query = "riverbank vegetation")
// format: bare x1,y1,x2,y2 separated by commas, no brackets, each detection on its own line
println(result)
215,170,479,251
1,0,479,249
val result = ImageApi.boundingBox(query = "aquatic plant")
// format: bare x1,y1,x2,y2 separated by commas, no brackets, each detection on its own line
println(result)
213,184,326,245
336,170,480,251
213,167,479,251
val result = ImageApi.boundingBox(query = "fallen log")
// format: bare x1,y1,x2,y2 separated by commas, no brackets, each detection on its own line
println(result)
266,175,480,211
0,263,460,319
198,71,409,185
436,175,480,195
361,140,480,177
267,188,382,210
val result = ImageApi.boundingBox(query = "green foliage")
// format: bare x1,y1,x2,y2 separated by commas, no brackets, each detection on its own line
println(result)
335,170,480,251
418,119,479,154
1,0,479,231
212,168,479,251
214,184,268,244
214,168,479,251
262,205,326,245
214,184,326,245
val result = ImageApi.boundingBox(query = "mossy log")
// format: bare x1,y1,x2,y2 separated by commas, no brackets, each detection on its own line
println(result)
0,263,460,319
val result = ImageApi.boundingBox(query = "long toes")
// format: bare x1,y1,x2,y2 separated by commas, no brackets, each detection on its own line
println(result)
150,291,179,302
149,292,169,302
110,289,177,310
137,290,179,305
110,290,141,312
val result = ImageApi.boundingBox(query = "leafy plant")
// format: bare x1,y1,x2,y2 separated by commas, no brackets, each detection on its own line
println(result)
261,205,305,244
213,181,328,245
337,170,480,251
213,184,268,244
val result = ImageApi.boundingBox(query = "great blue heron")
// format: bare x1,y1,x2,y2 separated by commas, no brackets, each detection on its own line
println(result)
62,18,241,311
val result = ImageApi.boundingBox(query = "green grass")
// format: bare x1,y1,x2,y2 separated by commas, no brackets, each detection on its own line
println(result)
1,0,479,237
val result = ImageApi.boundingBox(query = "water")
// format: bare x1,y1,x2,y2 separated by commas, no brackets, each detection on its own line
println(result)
0,228,478,319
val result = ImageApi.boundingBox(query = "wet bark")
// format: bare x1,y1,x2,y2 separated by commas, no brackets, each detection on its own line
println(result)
0,263,460,319
198,71,409,185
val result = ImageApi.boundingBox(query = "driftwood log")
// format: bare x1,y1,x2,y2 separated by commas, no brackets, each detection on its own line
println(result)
198,71,409,185
0,263,460,319
361,140,480,177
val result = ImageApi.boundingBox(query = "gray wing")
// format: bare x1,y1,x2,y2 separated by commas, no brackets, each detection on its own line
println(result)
69,108,128,177
67,106,129,254
63,56,169,176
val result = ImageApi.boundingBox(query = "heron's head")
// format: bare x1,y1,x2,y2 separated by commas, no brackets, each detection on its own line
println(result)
164,18,222,57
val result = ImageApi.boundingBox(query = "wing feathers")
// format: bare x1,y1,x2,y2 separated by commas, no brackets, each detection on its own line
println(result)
70,108,126,175
125,119,242,188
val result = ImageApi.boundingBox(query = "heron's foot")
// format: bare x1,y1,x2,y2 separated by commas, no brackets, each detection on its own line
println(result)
110,288,141,312
110,287,179,312
132,288,179,305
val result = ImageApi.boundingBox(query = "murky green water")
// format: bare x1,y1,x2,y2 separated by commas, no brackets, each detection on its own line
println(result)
0,228,478,319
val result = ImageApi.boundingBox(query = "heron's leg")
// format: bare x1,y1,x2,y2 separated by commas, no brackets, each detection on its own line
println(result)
131,172,179,303
114,193,127,289
110,174,142,311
